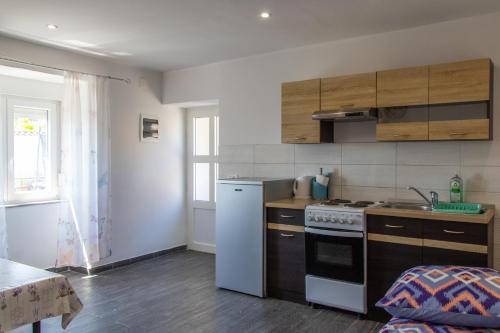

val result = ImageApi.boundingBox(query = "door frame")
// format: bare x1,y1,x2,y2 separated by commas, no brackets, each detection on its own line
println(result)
186,105,219,253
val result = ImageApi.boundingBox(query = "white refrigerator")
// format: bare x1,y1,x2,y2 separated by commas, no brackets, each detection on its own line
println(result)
215,178,293,297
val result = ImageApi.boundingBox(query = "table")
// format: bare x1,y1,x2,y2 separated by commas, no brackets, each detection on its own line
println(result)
0,259,83,332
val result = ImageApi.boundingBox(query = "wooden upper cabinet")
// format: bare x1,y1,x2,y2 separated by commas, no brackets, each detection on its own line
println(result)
429,59,492,104
282,79,322,144
377,66,429,107
321,73,376,111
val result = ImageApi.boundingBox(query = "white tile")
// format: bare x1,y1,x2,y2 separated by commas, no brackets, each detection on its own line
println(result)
219,145,254,164
218,163,253,178
465,192,500,216
294,144,341,164
462,166,500,192
341,165,396,187
395,188,448,203
294,164,341,185
342,143,396,165
397,142,460,165
254,164,293,178
328,185,343,200
254,144,294,164
397,165,459,190
341,186,396,202
461,141,500,166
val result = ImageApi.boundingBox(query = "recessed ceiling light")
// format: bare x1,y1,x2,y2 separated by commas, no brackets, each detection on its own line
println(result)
260,11,271,19
111,51,133,56
47,24,58,30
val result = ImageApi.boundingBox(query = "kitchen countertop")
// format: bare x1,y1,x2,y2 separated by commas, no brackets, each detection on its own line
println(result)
365,206,495,224
266,198,495,224
265,198,321,210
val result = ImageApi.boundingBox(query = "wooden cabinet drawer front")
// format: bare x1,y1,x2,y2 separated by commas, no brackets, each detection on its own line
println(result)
429,119,490,140
321,72,376,111
376,122,428,141
267,229,305,294
423,220,488,245
423,247,488,267
267,208,304,226
429,59,491,104
367,215,422,238
377,66,429,107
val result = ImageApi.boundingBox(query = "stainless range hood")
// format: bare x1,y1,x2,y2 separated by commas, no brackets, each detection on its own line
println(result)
312,108,377,122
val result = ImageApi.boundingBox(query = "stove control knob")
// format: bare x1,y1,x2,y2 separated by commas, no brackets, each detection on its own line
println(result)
339,219,345,224
332,218,338,223
347,219,353,224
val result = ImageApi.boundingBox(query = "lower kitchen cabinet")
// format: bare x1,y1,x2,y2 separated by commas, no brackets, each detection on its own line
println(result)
367,240,421,322
266,207,306,304
366,213,493,322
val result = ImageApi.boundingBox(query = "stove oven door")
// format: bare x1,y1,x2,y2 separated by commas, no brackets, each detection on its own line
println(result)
305,227,364,284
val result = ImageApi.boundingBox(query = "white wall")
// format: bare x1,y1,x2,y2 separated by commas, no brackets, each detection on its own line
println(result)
163,12,500,268
0,36,186,269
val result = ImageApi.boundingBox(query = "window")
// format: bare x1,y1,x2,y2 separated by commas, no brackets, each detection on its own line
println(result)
188,108,219,208
2,96,59,203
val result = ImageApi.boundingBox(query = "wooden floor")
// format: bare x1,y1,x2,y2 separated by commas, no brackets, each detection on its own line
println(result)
13,250,384,333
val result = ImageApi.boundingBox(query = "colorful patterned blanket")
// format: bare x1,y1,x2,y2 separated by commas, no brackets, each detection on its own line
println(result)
379,317,498,333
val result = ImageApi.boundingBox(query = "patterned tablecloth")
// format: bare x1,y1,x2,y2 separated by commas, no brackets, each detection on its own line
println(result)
0,259,83,332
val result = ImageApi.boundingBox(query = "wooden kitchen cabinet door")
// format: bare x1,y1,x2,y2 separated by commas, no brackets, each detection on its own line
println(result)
282,79,323,144
429,59,492,104
377,66,429,107
321,72,376,111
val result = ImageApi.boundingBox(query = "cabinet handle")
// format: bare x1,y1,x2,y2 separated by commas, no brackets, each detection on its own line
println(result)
341,104,355,108
280,214,295,219
449,132,467,136
443,229,465,234
385,224,405,229
393,134,410,138
293,137,306,141
280,233,295,238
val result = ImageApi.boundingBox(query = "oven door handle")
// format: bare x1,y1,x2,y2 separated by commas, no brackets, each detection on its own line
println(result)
305,227,363,238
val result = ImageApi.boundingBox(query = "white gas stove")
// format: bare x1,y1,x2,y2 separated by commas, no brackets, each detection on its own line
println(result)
304,199,382,314
305,199,381,232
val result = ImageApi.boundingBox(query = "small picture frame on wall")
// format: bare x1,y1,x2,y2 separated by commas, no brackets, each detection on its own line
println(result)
140,114,160,142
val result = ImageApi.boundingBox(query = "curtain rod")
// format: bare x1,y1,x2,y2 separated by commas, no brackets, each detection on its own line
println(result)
0,56,131,84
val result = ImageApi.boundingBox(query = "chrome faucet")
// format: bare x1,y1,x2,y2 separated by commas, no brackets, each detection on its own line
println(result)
407,186,439,208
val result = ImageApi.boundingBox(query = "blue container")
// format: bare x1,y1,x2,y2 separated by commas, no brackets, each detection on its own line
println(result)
312,178,328,200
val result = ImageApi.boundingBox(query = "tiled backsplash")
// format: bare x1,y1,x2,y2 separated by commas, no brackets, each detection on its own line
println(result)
220,142,499,206
220,141,500,268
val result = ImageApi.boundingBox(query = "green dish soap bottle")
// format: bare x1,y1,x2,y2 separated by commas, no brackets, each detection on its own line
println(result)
449,174,463,203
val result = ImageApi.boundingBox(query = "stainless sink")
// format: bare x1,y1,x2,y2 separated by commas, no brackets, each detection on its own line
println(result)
381,202,432,211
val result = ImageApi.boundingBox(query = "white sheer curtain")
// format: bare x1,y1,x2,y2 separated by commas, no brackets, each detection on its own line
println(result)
0,144,6,258
56,72,111,268
0,198,6,259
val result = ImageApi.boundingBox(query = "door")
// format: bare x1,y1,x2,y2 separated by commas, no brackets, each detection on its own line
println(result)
187,105,219,253
377,66,429,107
281,79,322,144
305,228,364,284
321,72,376,111
429,58,491,104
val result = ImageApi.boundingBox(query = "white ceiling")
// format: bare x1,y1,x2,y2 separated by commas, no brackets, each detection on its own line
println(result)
1,0,500,71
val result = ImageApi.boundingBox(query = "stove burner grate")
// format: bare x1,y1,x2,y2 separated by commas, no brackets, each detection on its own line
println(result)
320,199,352,205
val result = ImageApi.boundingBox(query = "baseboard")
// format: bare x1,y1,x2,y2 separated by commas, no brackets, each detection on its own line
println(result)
54,245,187,275
190,241,216,254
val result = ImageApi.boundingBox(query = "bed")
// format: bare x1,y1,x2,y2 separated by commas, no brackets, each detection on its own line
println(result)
375,266,500,333
379,317,498,333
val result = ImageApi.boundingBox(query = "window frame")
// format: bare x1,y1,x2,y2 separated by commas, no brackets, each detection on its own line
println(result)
2,95,59,204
